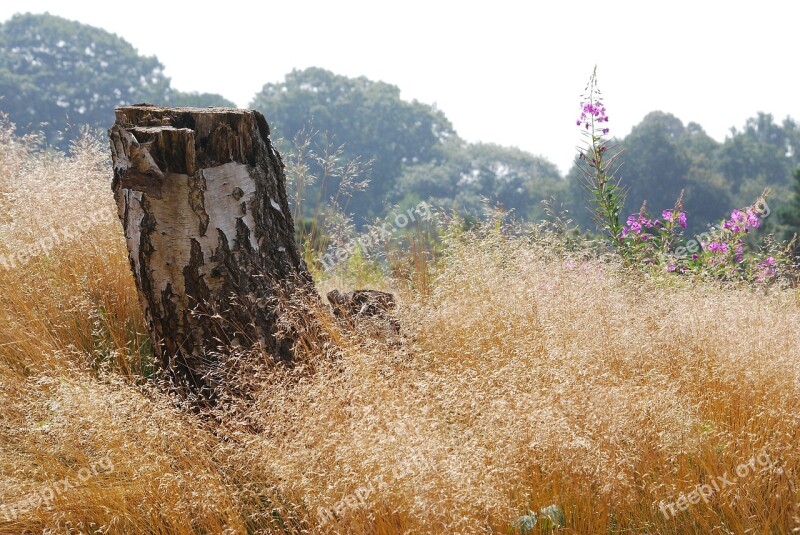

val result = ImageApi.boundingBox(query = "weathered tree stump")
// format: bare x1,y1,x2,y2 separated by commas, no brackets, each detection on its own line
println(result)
109,105,318,400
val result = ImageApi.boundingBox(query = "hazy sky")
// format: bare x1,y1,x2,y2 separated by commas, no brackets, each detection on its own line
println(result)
0,1,797,173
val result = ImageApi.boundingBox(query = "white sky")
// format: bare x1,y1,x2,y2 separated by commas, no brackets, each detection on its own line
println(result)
0,1,797,173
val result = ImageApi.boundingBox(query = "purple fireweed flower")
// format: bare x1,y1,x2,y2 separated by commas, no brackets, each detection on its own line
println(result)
667,264,676,272
578,100,610,132
636,215,655,229
630,221,642,234
735,245,743,263
708,242,728,253
691,253,698,261
662,209,673,222
678,212,687,228
746,208,760,228
756,256,777,281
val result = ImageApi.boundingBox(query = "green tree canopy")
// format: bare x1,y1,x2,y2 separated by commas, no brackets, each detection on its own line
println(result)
250,67,457,219
0,13,233,145
776,167,800,249
621,111,691,217
716,113,798,206
394,141,565,220
169,91,236,108
568,112,745,231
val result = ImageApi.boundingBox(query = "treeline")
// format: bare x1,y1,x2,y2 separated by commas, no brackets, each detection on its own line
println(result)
0,13,234,145
566,111,800,235
2,12,799,240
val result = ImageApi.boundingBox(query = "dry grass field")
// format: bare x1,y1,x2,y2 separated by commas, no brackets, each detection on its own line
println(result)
0,124,799,534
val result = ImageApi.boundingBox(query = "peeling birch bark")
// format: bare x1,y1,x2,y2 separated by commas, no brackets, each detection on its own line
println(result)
109,105,318,401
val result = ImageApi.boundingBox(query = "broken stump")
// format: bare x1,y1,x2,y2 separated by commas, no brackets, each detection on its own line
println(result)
109,105,319,400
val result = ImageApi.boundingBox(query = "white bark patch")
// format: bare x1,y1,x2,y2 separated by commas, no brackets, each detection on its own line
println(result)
121,162,260,301
145,172,197,301
202,162,260,252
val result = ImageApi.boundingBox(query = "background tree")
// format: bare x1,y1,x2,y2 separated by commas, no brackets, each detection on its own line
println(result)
678,121,732,227
3,11,799,241
717,113,798,208
168,91,236,108
394,141,565,220
776,167,800,250
619,111,691,218
250,67,457,220
568,112,736,232
0,13,233,146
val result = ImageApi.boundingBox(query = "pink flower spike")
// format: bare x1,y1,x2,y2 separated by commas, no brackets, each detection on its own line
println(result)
746,209,760,228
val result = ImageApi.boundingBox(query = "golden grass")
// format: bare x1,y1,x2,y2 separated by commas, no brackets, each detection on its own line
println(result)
0,128,799,534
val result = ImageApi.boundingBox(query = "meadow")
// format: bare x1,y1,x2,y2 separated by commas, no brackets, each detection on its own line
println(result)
0,119,799,534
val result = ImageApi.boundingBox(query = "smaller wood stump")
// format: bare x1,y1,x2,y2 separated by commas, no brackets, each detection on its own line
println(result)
327,289,400,334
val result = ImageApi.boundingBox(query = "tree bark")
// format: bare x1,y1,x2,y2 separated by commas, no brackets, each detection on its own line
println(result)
109,105,318,401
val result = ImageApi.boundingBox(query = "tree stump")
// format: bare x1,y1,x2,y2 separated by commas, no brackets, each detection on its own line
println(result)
109,105,318,401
